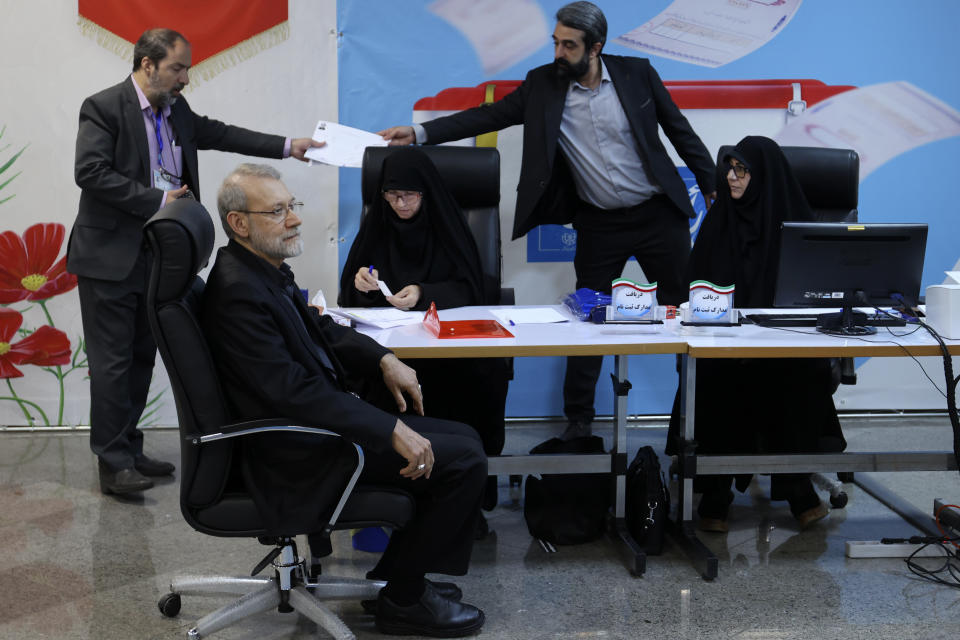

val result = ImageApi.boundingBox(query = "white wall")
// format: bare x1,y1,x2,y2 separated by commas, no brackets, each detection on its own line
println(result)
0,0,339,425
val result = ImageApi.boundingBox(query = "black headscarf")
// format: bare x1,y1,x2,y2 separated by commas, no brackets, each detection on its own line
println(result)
338,147,487,309
687,136,814,307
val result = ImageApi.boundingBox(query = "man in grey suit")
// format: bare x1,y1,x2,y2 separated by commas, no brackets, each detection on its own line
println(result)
70,28,321,495
380,2,716,440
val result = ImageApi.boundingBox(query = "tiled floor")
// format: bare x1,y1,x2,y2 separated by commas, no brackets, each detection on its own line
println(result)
1,416,958,639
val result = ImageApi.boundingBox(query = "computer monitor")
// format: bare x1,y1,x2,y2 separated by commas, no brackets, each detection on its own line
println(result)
773,222,928,335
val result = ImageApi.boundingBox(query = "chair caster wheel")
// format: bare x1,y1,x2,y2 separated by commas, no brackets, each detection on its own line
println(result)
158,592,182,617
837,472,854,483
830,492,848,509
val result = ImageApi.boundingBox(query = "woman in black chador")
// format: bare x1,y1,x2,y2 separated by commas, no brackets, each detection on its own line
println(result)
667,136,846,532
340,147,509,534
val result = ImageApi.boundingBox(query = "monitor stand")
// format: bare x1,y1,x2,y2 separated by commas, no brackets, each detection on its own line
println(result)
816,290,877,336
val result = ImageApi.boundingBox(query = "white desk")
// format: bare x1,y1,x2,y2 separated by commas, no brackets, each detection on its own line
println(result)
355,305,960,578
676,319,960,579
357,305,686,575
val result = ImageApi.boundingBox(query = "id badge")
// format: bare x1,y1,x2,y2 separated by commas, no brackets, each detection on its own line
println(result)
153,167,181,191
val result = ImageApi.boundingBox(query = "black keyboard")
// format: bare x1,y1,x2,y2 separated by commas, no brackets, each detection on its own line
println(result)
746,313,907,328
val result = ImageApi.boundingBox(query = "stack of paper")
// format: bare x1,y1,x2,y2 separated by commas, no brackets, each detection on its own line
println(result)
328,307,423,329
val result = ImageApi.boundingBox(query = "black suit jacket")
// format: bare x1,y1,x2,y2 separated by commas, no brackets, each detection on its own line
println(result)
70,77,286,281
422,54,716,240
201,241,398,456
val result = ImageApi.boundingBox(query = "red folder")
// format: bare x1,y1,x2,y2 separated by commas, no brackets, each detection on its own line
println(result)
423,303,514,339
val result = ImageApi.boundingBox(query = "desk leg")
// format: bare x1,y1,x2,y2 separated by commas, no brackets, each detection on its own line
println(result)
609,355,646,576
669,354,718,580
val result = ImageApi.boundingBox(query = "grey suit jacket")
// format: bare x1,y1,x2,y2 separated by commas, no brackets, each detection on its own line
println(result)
70,77,286,281
422,54,716,240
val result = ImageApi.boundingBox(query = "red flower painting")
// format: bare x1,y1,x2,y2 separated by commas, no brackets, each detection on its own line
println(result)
0,223,78,304
0,308,71,378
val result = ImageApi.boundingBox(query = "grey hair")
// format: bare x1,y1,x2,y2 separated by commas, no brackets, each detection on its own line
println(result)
216,163,282,239
556,1,607,53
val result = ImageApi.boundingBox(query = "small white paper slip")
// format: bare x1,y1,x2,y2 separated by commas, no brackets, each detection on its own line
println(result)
311,290,327,308
377,280,394,297
489,307,569,325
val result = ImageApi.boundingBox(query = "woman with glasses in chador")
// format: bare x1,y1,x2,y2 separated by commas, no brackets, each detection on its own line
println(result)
667,136,847,533
340,147,508,537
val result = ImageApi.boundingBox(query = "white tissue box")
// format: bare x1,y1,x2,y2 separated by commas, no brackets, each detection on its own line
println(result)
925,284,960,339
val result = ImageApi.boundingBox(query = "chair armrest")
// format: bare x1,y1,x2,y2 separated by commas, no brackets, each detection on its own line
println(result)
194,418,366,531
499,286,515,306
194,417,342,445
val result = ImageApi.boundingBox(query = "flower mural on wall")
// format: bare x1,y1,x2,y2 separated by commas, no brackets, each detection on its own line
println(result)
0,309,71,375
0,223,78,303
0,220,86,426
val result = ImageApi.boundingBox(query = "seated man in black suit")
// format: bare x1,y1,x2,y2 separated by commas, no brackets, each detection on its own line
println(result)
201,163,487,638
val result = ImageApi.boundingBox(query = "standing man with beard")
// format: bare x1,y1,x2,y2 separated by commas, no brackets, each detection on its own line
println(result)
71,28,322,496
379,2,716,440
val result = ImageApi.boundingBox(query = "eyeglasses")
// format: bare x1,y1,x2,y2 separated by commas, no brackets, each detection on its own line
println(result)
727,162,749,179
382,190,422,204
237,201,304,222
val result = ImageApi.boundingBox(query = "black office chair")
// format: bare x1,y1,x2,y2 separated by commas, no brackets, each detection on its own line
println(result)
361,145,513,305
144,199,414,640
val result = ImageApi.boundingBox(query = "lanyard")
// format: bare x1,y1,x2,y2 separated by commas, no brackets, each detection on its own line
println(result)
152,110,179,178
153,110,165,167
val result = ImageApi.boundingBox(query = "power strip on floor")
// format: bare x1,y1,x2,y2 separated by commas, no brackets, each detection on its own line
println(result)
846,540,947,558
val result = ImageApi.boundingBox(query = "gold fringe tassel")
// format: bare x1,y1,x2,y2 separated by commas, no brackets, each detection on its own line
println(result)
76,17,290,89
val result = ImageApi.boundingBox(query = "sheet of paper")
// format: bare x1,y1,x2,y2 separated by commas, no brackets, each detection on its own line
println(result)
614,0,803,68
773,82,960,179
428,0,547,75
377,280,394,297
489,307,569,326
328,307,424,329
304,121,387,168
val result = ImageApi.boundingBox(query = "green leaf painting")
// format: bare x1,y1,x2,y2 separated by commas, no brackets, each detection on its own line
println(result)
0,124,28,206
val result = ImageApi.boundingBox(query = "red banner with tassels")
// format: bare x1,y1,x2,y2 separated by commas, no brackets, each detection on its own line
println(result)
78,0,287,64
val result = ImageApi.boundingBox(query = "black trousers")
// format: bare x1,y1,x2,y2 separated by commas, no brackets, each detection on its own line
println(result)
406,357,509,458
77,249,157,470
563,195,691,424
360,415,487,580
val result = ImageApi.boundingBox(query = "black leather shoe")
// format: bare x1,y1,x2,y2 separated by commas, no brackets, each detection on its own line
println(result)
362,579,462,614
559,420,591,441
376,582,484,637
99,463,153,495
134,454,175,477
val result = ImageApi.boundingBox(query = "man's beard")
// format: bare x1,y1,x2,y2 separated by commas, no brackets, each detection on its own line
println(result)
250,228,304,261
148,72,182,109
155,91,178,110
554,54,590,81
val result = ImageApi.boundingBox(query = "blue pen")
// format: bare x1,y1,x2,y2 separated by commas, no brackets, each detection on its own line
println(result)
368,265,374,274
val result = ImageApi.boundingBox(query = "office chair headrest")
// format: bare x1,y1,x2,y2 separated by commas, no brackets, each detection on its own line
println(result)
361,146,500,208
144,198,215,302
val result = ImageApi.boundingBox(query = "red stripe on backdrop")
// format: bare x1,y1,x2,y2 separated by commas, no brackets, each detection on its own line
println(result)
78,0,287,64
